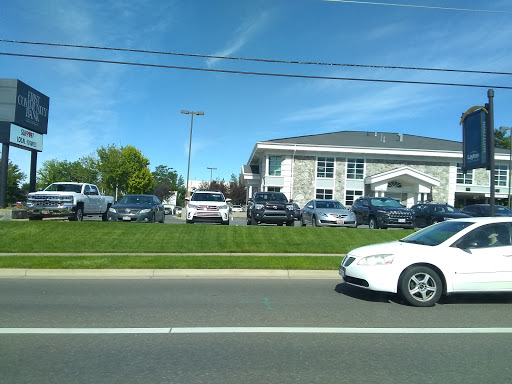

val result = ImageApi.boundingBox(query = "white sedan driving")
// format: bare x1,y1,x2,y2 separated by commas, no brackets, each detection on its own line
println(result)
339,217,512,306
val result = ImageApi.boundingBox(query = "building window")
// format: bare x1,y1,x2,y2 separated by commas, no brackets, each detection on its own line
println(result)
345,190,363,206
267,186,281,192
347,158,364,179
317,157,334,178
268,156,281,176
316,189,333,199
388,181,402,188
456,163,473,184
495,165,508,186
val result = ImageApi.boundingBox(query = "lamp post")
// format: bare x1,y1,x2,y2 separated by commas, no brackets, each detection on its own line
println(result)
500,126,512,209
207,167,217,184
181,110,204,199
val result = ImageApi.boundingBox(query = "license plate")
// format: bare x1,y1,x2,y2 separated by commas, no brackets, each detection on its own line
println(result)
337,220,344,224
398,218,406,223
42,210,49,214
339,267,345,278
122,216,131,221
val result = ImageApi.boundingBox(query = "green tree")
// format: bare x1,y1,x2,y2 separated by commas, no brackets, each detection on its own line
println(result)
152,165,178,202
97,144,154,197
495,128,510,149
1,161,27,204
37,158,99,188
227,173,246,205
176,175,186,207
128,168,156,194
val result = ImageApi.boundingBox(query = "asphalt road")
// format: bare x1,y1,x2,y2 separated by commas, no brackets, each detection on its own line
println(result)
1,279,512,384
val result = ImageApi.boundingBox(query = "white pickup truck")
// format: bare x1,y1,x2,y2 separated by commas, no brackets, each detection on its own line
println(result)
26,182,115,221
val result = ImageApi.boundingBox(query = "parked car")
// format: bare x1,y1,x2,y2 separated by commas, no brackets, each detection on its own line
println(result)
107,194,165,223
163,204,173,215
292,203,301,220
174,206,183,215
231,205,243,212
185,190,230,225
351,196,415,229
460,204,512,217
340,217,512,307
301,199,356,227
411,202,470,227
246,192,295,226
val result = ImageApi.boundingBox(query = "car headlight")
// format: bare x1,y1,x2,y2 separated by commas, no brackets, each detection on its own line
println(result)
109,207,116,213
357,254,395,266
187,204,198,209
255,204,264,210
376,210,389,215
286,204,294,210
219,204,228,210
140,209,151,214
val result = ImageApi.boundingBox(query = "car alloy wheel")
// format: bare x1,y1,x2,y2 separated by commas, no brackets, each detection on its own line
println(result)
399,266,442,307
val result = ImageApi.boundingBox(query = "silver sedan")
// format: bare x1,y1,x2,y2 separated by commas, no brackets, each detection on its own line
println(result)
300,199,356,227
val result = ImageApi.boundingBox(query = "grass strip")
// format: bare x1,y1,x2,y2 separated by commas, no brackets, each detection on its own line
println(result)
0,221,412,254
0,255,341,270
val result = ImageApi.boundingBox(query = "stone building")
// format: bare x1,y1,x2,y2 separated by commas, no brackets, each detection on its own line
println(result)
242,131,511,208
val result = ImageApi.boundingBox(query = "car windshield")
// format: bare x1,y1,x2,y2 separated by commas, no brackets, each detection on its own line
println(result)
44,183,82,193
370,198,403,208
316,201,345,209
496,206,512,214
119,196,152,205
433,204,458,213
191,193,225,202
254,193,287,202
400,220,475,246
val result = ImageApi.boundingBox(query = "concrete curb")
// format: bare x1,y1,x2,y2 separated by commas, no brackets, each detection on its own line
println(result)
0,268,340,279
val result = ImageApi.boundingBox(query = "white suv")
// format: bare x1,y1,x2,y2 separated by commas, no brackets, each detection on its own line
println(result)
185,190,231,225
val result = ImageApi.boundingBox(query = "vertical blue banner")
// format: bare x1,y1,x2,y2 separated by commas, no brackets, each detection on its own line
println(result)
462,108,488,171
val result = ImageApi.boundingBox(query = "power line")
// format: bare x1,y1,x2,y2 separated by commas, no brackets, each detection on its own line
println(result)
323,0,512,14
1,51,512,89
1,39,511,77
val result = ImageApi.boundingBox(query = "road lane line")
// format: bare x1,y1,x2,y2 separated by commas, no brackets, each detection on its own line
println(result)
2,327,512,334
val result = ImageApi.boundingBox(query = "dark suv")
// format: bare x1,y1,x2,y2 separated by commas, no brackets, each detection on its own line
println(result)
247,192,295,226
351,196,415,229
411,202,470,227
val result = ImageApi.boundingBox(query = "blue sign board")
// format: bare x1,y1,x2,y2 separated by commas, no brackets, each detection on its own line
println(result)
462,108,488,171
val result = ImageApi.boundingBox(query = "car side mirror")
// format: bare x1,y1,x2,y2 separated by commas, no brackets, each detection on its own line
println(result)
248,198,253,203
307,205,314,209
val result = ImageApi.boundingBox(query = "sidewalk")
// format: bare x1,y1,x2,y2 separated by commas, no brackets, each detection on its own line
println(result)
0,268,339,279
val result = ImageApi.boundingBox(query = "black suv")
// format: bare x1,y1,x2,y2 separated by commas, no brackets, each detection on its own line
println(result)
247,192,295,226
351,196,415,229
411,203,470,227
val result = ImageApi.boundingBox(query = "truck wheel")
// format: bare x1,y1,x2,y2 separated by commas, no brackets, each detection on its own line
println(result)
102,205,111,222
69,206,84,221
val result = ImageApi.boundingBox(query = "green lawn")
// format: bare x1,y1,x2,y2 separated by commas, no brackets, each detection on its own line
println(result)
0,221,414,269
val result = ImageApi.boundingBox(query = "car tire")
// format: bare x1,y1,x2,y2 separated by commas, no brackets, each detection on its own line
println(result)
69,206,83,222
186,219,194,224
246,217,252,225
159,213,165,223
368,217,378,229
221,219,229,225
29,216,43,220
286,220,294,226
300,216,306,226
399,266,443,307
312,216,317,227
250,216,258,226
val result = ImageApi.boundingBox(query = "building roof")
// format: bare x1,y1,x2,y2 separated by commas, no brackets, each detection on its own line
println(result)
263,130,509,154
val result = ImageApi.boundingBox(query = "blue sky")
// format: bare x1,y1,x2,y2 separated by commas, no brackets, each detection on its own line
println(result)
1,0,512,184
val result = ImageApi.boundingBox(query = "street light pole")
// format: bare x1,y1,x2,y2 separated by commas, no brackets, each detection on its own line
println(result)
207,167,217,184
181,110,204,199
500,126,512,209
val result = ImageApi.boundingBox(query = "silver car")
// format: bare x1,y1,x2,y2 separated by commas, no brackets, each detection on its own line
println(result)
301,199,356,227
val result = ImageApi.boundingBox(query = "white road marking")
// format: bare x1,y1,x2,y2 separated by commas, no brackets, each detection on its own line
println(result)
1,327,512,334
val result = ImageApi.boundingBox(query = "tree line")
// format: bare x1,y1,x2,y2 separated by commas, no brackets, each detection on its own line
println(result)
1,144,246,206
